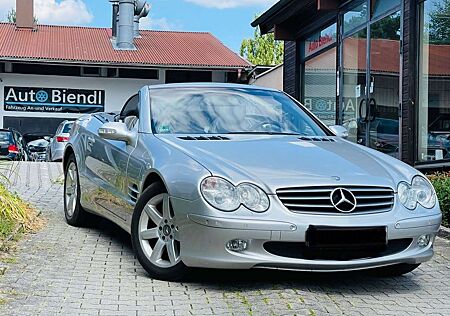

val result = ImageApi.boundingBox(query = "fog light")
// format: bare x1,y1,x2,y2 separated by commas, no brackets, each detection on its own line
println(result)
417,234,431,247
226,239,248,252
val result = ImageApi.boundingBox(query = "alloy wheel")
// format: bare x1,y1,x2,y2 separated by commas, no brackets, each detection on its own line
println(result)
65,162,78,217
138,193,181,268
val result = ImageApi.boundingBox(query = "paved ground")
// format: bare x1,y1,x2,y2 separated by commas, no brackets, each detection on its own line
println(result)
0,162,449,316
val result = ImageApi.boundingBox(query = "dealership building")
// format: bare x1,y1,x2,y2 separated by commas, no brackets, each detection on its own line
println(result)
0,0,251,135
253,0,450,170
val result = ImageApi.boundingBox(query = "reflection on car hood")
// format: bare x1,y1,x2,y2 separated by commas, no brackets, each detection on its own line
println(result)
156,135,419,193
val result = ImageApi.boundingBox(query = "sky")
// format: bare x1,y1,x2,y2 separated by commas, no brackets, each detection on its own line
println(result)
0,0,278,53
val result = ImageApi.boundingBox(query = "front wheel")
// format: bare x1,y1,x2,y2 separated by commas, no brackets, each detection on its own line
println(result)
63,154,88,226
131,182,187,281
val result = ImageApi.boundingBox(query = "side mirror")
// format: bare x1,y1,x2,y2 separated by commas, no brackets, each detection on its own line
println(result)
44,136,50,141
328,125,349,139
98,122,136,145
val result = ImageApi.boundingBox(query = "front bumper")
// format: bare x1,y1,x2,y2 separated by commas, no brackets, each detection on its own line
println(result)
172,196,442,271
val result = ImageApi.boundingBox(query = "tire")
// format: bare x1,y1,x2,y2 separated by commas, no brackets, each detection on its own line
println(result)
369,263,421,277
131,182,187,281
63,154,87,226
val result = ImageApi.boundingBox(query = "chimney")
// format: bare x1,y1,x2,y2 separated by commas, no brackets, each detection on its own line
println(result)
134,1,150,38
16,0,35,29
110,0,119,38
116,0,135,50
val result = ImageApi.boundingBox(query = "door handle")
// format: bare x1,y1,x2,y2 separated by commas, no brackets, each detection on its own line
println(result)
368,98,377,122
359,98,368,123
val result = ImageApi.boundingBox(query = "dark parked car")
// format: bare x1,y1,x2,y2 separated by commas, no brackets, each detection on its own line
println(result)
23,133,52,162
0,128,28,161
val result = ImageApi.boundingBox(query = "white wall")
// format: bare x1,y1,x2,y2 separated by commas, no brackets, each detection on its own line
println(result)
250,65,283,91
0,72,163,128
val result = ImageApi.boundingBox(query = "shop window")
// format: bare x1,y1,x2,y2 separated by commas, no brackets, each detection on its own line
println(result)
343,2,368,34
303,23,337,59
118,68,159,80
303,47,337,126
107,68,118,77
0,62,4,73
81,67,101,77
418,0,450,162
371,0,401,19
12,63,80,76
165,70,212,83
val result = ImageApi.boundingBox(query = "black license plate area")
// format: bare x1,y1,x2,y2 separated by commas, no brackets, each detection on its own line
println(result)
306,226,387,249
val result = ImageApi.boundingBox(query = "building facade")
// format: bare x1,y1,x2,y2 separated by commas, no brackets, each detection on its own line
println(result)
0,1,251,135
249,64,284,90
253,0,450,170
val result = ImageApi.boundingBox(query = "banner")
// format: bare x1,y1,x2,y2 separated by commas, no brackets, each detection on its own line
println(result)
4,86,105,114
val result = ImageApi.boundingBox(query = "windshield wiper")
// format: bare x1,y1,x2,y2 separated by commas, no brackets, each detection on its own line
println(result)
225,131,305,136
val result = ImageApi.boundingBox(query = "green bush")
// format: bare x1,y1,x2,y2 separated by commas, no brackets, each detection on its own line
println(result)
428,173,450,227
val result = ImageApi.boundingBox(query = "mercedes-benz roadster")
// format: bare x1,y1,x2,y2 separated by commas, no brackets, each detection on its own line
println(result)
63,83,442,280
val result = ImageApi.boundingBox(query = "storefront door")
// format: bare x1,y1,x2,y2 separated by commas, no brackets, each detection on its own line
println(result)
340,1,401,158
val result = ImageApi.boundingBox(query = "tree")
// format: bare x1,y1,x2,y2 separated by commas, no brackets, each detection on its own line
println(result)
240,22,284,66
5,8,38,23
6,9,16,23
428,0,450,44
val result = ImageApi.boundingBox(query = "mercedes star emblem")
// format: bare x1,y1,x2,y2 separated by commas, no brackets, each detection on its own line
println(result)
330,188,357,213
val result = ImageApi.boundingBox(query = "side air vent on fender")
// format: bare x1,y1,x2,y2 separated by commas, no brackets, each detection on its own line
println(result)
178,136,231,141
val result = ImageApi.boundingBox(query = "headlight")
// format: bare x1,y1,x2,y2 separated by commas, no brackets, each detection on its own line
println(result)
200,177,240,211
397,175,436,210
237,183,270,213
201,177,270,212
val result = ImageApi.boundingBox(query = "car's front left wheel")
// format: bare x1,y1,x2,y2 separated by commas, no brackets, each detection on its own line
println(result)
131,182,187,281
63,154,88,226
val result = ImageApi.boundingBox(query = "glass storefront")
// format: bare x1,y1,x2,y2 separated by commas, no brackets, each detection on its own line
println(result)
418,0,450,163
302,24,337,126
301,0,401,158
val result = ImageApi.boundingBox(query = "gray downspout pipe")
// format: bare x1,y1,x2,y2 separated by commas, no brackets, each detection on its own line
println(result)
134,16,140,38
117,0,135,50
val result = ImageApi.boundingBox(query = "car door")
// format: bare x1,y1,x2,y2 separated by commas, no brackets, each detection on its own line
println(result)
85,94,139,222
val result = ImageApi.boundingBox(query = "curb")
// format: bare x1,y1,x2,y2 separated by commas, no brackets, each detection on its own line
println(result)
438,225,450,240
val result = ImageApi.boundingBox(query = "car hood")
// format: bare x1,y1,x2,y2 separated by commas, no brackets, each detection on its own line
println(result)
156,135,419,193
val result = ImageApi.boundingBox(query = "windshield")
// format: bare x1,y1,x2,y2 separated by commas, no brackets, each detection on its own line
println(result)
0,131,12,142
150,87,328,136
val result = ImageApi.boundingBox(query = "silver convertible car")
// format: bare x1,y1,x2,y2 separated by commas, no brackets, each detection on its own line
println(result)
63,83,442,280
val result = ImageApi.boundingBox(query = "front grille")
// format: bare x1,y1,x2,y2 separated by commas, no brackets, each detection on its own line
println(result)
276,186,395,214
263,239,412,261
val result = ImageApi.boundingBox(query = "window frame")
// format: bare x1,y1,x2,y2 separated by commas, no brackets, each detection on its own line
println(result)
414,0,450,167
119,93,140,121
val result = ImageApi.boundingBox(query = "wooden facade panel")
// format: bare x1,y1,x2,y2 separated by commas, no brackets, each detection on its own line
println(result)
283,40,297,97
401,0,415,164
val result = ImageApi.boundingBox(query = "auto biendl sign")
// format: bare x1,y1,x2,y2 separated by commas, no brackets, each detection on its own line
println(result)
3,86,105,113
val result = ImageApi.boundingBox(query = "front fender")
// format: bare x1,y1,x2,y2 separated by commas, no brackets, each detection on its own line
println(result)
136,134,211,201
